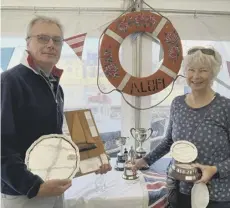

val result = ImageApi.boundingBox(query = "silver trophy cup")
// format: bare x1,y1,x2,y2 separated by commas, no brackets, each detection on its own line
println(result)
115,137,129,171
130,128,153,158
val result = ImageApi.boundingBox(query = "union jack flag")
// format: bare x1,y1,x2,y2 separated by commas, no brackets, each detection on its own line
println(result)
142,171,168,208
64,33,87,60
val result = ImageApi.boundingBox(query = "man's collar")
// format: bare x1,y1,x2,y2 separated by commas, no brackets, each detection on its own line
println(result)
20,50,63,78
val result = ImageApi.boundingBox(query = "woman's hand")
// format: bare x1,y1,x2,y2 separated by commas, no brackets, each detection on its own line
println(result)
192,163,217,184
131,158,149,174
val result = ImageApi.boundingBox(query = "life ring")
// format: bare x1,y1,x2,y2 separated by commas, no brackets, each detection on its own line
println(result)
99,11,183,96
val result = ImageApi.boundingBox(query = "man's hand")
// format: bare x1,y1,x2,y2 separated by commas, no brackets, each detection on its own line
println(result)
191,163,217,184
95,163,112,175
37,179,72,197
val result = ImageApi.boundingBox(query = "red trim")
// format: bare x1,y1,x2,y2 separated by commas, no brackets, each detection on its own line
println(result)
27,55,37,70
52,66,63,77
69,42,84,48
26,53,63,78
64,33,87,41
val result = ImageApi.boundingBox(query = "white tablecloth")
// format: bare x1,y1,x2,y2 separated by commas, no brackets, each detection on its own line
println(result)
64,158,148,208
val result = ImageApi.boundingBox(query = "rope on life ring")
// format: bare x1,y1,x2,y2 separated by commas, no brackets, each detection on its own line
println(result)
99,11,183,97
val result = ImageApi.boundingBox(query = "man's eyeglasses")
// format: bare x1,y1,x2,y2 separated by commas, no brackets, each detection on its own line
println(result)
26,34,64,46
187,48,215,57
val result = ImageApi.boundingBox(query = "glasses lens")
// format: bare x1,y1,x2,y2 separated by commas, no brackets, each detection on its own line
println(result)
187,48,200,55
36,35,63,46
52,37,63,45
201,48,215,56
37,35,50,44
187,48,215,57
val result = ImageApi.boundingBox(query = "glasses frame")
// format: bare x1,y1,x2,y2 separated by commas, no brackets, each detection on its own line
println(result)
187,48,215,57
26,34,64,46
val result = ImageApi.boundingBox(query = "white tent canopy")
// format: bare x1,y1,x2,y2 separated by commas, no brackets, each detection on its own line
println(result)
2,0,230,40
1,0,230,146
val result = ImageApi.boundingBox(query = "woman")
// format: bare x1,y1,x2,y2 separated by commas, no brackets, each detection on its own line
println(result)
132,46,230,208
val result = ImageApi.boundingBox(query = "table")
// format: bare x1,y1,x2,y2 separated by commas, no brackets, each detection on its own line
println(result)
64,158,149,208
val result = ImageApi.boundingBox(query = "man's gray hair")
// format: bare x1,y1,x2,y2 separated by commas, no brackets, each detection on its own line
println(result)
26,16,64,38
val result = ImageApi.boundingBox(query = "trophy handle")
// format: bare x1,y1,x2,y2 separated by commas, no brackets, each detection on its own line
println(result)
146,128,153,141
130,128,136,139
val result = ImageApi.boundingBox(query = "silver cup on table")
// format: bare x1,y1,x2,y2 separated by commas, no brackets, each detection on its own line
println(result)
130,127,153,159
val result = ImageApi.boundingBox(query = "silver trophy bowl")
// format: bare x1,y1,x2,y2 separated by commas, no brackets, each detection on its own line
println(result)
130,128,153,158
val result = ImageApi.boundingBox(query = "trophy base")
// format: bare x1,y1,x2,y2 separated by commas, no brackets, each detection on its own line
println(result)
122,173,139,180
123,161,139,180
115,165,125,171
168,163,201,182
115,155,126,171
139,166,149,170
135,151,146,159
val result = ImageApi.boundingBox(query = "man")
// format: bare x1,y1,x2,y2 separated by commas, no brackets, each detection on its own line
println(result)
1,16,111,208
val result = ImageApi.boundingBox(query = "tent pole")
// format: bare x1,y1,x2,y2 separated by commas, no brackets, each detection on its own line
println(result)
133,0,142,152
